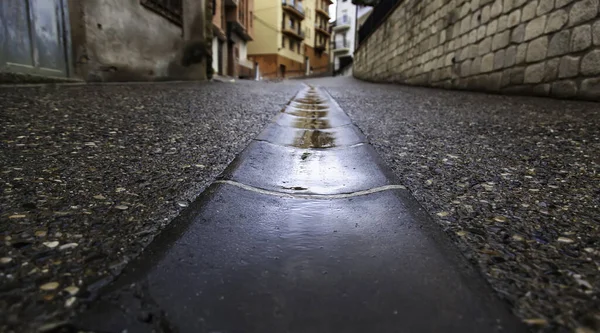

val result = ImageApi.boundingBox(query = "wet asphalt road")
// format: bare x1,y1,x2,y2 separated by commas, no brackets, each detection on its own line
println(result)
0,77,598,332
0,81,301,332
74,87,525,333
307,77,600,332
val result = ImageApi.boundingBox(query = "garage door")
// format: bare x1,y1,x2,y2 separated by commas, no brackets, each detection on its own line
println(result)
0,0,70,77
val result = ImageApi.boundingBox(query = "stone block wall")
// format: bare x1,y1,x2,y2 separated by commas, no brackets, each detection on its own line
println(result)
354,0,600,100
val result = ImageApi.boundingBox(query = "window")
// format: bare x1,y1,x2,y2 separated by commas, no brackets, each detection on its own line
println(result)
297,43,300,53
250,11,253,26
289,40,295,51
282,36,286,48
140,0,183,26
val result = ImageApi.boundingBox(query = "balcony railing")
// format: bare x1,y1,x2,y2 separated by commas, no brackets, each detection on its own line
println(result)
333,15,351,31
282,22,306,39
332,41,350,50
282,0,305,16
314,23,331,36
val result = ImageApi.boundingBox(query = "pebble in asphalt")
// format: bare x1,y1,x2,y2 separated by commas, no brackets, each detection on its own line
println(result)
0,80,301,332
306,76,600,332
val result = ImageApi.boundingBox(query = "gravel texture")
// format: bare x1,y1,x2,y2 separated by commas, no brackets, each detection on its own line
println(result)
310,76,600,332
0,80,300,332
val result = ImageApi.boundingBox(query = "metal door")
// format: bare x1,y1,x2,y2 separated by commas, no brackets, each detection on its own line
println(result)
0,0,71,77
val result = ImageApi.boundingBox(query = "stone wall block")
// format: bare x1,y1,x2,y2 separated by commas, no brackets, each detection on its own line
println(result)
477,25,488,40
482,5,492,23
524,62,546,83
569,0,599,27
552,80,578,97
479,36,493,55
488,19,499,36
511,66,526,83
498,14,509,31
548,29,571,56
571,25,592,52
527,36,549,62
512,23,526,42
491,0,504,18
505,45,518,67
508,9,521,28
544,57,560,81
545,9,568,33
537,0,555,15
461,59,473,76
492,30,511,50
525,15,547,41
471,56,483,74
593,20,600,45
514,0,528,7
533,83,551,95
580,77,600,98
522,1,538,21
516,43,528,63
581,49,600,75
489,72,503,90
501,68,512,86
559,55,580,77
494,49,506,69
481,52,495,72
504,0,516,12
556,0,574,7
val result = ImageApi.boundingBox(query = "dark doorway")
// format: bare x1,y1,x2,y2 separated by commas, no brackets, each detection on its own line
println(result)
279,64,286,78
217,40,224,75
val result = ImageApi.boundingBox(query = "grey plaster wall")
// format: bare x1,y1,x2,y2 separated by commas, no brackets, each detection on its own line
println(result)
69,0,208,81
354,0,600,101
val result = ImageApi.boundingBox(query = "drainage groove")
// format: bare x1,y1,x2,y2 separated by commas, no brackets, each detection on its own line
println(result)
74,85,528,333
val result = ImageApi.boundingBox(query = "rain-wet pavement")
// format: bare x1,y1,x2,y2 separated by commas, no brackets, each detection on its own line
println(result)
2,77,598,333
73,87,525,332
0,81,301,332
305,76,600,332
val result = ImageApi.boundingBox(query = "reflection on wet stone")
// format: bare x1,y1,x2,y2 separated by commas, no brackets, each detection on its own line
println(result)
286,87,338,148
293,130,336,148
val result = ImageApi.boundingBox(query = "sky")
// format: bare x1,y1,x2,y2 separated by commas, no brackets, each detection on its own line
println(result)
329,0,337,22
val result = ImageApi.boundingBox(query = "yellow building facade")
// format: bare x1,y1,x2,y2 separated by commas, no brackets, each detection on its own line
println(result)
248,0,331,78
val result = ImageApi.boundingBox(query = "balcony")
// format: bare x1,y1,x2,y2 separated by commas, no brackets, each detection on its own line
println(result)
282,0,305,19
314,23,331,37
332,41,350,53
315,6,330,19
333,15,351,31
315,42,327,52
282,22,305,40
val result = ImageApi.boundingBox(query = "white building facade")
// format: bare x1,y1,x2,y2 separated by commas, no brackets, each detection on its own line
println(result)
331,1,371,74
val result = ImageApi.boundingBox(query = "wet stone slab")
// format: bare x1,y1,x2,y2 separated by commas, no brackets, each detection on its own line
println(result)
75,183,525,333
218,140,396,195
256,123,366,148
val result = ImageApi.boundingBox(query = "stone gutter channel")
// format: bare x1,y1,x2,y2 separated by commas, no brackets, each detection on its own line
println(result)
71,86,528,332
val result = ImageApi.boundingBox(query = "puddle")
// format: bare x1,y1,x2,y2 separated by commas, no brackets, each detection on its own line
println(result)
288,102,330,110
293,130,336,148
285,110,329,118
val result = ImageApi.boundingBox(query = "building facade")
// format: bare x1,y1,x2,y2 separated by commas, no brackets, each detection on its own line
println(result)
331,0,371,74
211,0,255,78
248,0,331,78
1,0,212,82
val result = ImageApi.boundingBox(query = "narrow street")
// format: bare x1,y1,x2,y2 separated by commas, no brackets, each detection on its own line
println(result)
1,77,599,332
